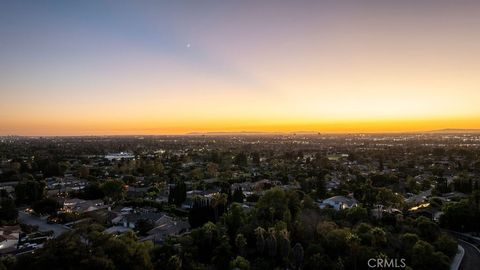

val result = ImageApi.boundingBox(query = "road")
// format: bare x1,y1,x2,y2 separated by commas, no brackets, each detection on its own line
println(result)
17,211,70,237
458,239,480,270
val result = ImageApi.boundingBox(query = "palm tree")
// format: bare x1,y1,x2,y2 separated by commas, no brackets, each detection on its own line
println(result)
292,243,304,270
254,227,266,254
211,193,228,221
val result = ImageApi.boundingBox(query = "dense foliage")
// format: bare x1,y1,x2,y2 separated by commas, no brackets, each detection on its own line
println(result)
5,188,456,270
15,225,153,270
1,135,476,269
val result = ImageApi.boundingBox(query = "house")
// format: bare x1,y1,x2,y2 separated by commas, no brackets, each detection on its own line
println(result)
104,152,135,161
318,196,358,210
325,179,340,191
183,189,221,209
120,207,133,214
231,182,254,192
155,193,169,203
63,198,107,214
371,205,402,219
118,212,165,229
104,226,132,235
84,207,117,225
142,215,190,245
47,176,87,193
0,225,21,253
0,182,16,193
127,186,149,199
409,207,442,221
252,179,281,191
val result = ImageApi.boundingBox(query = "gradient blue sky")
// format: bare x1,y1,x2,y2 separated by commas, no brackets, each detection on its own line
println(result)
1,1,480,135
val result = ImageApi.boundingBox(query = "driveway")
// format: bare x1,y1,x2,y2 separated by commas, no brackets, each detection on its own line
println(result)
405,189,432,204
18,211,70,237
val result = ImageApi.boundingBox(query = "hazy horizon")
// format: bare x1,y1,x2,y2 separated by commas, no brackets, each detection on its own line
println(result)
2,128,480,137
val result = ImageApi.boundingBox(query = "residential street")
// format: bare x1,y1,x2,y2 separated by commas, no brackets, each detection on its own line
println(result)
17,211,70,237
458,239,480,270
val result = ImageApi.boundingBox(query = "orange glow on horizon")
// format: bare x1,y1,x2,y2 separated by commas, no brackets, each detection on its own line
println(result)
2,116,480,136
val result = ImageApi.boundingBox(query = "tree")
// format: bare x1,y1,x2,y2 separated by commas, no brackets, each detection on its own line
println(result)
188,198,215,228
232,187,245,203
277,229,290,266
406,176,420,194
153,159,164,176
42,160,63,178
292,243,304,270
206,163,219,178
256,188,289,225
325,229,350,258
211,193,227,221
371,227,387,248
346,232,361,270
401,233,419,252
346,206,368,225
122,175,136,185
252,152,261,166
136,219,155,236
32,198,61,216
168,181,186,206
0,197,18,224
190,167,204,180
314,177,327,199
421,178,433,191
101,179,126,202
15,180,45,204
15,225,153,270
79,165,90,179
305,253,339,270
209,151,222,164
187,221,219,263
212,235,233,269
224,203,246,239
255,227,266,254
411,240,450,270
434,177,449,194
361,179,376,208
375,188,402,207
440,198,479,231
0,255,15,270
166,255,182,270
235,233,247,256
229,256,250,270
79,183,104,200
234,152,248,167
434,233,458,258
265,230,277,259
416,216,440,242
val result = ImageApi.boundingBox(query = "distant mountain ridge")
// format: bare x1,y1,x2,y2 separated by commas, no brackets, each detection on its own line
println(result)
185,131,320,136
186,129,480,135
425,129,480,134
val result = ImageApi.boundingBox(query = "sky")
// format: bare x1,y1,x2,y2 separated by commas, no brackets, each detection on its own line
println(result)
1,0,480,135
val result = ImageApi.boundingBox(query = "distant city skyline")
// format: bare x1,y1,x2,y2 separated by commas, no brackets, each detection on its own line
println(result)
2,1,480,135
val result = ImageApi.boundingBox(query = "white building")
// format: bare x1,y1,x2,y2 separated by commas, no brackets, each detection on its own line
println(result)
0,225,21,252
318,196,358,210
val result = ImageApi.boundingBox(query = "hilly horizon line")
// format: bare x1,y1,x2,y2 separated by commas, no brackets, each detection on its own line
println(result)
2,128,480,137
187,128,480,135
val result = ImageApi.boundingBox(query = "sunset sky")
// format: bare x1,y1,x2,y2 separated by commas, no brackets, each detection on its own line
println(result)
1,0,480,135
